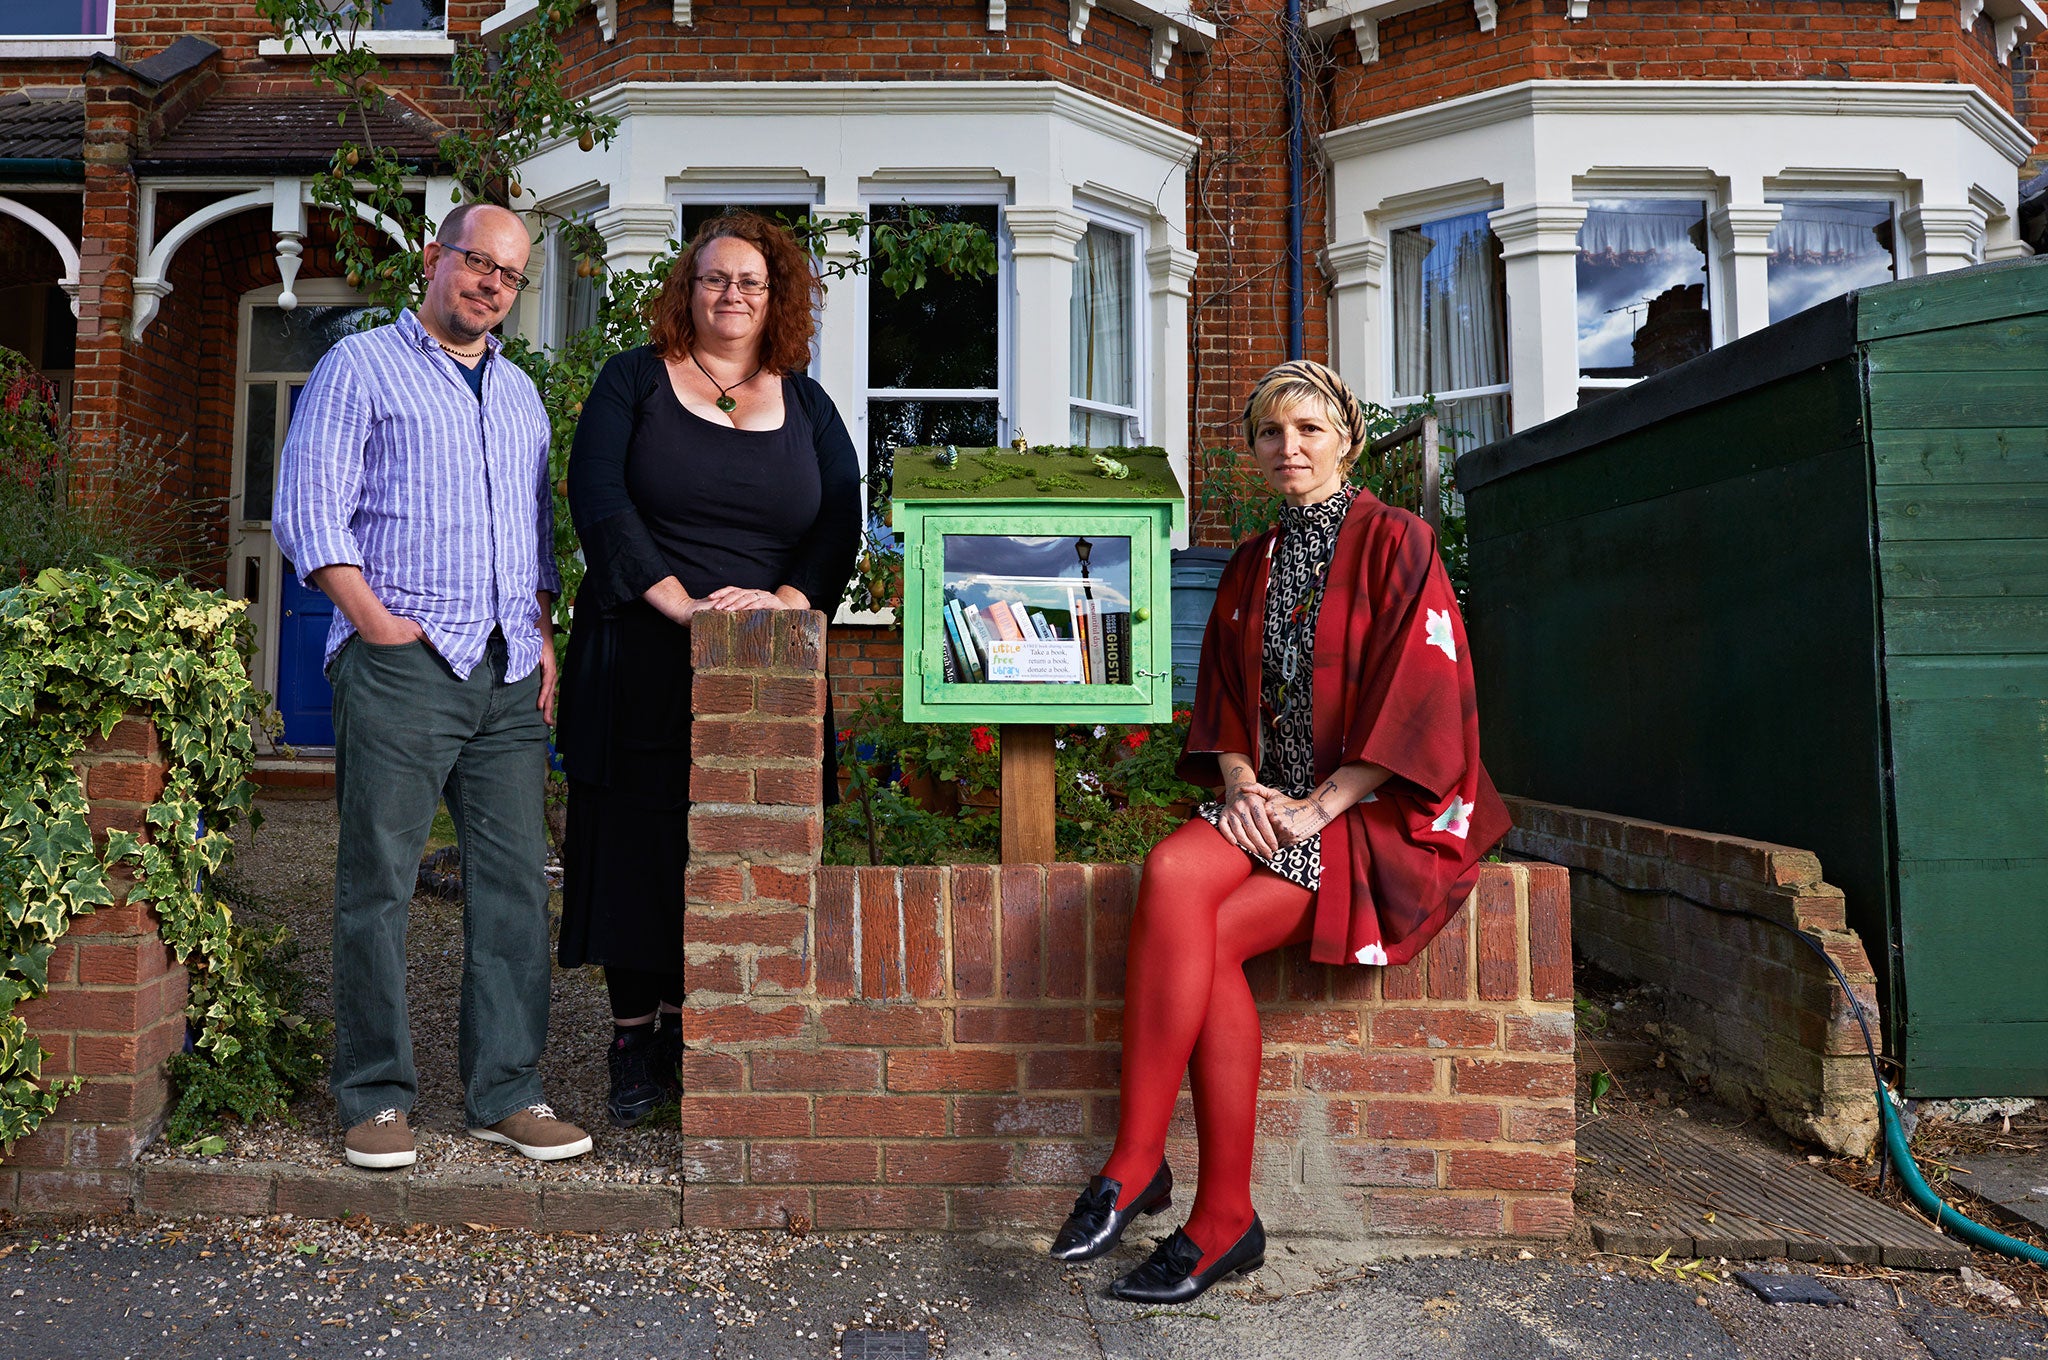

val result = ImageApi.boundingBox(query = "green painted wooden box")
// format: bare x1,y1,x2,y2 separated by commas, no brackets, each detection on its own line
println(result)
1456,258,2048,1096
891,446,1184,725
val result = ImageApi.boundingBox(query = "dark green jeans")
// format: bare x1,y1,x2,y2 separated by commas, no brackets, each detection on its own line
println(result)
329,633,551,1129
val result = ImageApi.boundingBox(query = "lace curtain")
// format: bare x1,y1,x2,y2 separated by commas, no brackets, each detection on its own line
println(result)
1577,203,1707,266
1769,202,1893,265
1390,210,1508,450
1071,223,1135,446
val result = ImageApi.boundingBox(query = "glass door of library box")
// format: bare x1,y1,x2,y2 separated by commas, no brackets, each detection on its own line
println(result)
911,514,1163,722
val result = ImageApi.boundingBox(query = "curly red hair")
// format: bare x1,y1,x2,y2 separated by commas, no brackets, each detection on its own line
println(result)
647,211,822,375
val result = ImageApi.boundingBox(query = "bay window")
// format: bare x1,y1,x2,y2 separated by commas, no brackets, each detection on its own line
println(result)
1576,199,1712,406
1388,208,1510,453
1071,219,1140,447
1766,200,1898,326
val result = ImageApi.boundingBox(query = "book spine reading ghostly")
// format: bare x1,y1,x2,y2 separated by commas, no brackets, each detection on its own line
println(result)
1100,607,1127,686
1085,598,1108,685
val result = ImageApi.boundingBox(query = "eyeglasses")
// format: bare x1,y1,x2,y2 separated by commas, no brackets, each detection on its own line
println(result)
694,273,770,297
442,243,531,293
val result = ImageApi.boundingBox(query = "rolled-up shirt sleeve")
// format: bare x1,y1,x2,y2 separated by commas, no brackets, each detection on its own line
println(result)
534,415,563,597
274,348,371,584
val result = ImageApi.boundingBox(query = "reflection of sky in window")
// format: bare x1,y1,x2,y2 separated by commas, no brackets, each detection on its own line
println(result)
1575,201,1708,373
1767,201,1895,326
942,535,1132,612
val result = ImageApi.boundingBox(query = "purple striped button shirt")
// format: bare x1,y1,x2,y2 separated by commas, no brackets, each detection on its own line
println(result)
274,310,561,682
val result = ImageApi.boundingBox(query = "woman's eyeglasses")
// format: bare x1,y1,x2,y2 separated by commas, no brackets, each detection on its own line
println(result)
695,274,771,297
445,245,532,293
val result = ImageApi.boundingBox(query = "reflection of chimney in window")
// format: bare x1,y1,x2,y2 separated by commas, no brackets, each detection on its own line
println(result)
1630,285,1710,376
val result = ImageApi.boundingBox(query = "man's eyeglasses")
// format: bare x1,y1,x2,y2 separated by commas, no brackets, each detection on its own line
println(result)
695,274,771,297
442,244,531,293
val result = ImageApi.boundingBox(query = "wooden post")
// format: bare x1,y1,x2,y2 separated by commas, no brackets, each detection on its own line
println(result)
999,723,1056,863
1421,411,1441,531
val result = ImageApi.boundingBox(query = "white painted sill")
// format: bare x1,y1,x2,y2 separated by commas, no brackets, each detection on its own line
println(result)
0,37,117,59
480,0,542,44
258,30,457,58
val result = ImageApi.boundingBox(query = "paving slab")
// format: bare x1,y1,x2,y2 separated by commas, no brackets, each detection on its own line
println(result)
1948,1151,2048,1235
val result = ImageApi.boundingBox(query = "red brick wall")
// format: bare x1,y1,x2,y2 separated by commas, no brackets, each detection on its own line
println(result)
1503,797,1880,1158
687,609,1577,1239
2,720,189,1215
1333,0,2018,125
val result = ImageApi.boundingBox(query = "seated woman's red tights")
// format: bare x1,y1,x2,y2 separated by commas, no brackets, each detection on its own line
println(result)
1099,817,1316,1273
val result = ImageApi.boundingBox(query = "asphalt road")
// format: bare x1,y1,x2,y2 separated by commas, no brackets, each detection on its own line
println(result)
0,1215,2043,1360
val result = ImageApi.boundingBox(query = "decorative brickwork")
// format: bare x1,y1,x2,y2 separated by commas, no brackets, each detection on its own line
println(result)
3,720,188,1213
1503,797,1880,1158
685,610,1576,1239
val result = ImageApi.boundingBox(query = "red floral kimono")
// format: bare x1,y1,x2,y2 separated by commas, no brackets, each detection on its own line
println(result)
1178,492,1511,966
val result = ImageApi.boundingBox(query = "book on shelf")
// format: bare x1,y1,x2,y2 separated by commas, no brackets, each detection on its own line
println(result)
985,600,1024,642
941,599,981,682
1085,597,1108,686
1028,610,1056,641
962,604,998,675
1006,600,1037,642
1100,608,1128,686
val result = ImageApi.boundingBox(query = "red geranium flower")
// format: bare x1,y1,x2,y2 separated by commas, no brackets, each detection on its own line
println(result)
1122,731,1148,750
970,726,994,754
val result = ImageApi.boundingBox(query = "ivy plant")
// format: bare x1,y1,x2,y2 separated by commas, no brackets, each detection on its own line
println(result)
0,566,322,1146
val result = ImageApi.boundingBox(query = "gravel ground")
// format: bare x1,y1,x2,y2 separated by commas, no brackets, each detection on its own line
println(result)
141,797,675,1178
2,1212,2044,1360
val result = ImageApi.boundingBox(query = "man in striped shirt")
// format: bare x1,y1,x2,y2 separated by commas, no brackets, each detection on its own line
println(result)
275,203,592,1170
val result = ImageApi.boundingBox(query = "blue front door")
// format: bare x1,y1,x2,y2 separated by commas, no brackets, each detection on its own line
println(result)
275,561,336,746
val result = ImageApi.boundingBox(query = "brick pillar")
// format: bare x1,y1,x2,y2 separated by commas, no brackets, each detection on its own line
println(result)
4,718,188,1214
682,610,829,1229
71,62,144,459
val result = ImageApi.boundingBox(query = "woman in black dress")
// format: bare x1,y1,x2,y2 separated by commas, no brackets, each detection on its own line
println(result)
558,211,860,1125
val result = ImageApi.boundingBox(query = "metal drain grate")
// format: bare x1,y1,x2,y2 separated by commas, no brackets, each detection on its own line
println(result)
840,1329,930,1359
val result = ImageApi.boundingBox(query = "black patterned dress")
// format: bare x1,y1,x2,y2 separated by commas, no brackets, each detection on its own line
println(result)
1197,486,1356,889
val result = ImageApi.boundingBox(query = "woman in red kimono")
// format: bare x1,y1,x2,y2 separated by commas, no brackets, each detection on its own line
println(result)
1048,360,1509,1303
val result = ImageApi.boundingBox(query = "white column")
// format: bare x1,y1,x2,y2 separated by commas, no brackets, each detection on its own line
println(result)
1145,239,1197,520
1711,203,1783,341
1488,201,1587,433
271,179,307,311
811,204,866,445
1902,204,1988,276
1323,237,1385,402
1002,206,1088,449
593,203,680,275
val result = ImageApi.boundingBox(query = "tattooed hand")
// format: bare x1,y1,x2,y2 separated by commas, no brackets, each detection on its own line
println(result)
1268,775,1344,847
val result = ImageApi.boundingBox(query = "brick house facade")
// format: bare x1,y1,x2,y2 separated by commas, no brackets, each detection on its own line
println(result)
4,2,2045,721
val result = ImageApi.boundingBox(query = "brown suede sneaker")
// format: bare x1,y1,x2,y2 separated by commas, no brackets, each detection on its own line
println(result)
344,1108,417,1169
469,1103,593,1161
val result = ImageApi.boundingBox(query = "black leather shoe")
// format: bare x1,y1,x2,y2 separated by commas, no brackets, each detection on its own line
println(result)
1048,1162,1173,1263
1109,1217,1265,1304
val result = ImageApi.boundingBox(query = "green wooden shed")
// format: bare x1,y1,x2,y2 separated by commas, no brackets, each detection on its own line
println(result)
1456,258,2048,1096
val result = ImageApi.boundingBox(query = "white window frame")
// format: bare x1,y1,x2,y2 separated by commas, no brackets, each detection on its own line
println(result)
857,183,1013,459
1382,193,1512,419
229,278,370,704
542,195,607,353
1069,199,1148,447
1572,191,1723,394
1759,190,1906,326
258,0,455,57
668,182,825,377
1,0,116,51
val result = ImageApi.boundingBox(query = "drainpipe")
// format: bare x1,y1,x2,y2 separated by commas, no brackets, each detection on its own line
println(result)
0,159,85,181
1284,0,1306,361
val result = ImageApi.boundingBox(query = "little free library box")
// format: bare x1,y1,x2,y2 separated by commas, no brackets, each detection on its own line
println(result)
891,445,1185,725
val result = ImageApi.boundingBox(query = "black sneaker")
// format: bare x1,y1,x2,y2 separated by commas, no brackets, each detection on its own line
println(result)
653,1013,683,1098
606,1026,664,1127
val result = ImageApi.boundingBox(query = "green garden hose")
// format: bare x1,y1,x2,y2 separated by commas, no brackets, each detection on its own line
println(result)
1879,1086,2048,1267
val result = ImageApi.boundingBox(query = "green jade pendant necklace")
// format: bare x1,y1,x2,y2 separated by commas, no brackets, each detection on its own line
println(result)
691,350,760,414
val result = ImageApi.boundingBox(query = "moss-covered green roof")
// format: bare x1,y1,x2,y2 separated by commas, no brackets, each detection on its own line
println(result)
889,446,1185,504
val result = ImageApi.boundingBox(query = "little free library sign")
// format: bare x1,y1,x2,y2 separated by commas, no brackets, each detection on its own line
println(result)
892,445,1185,727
